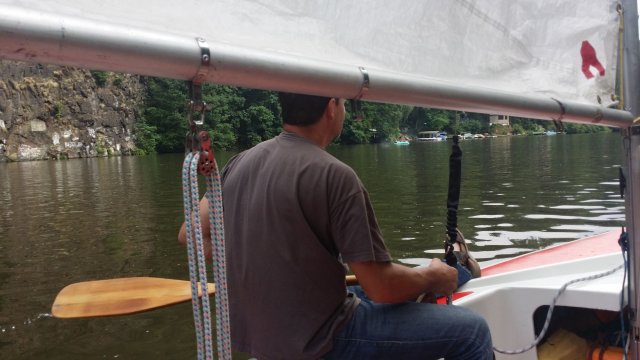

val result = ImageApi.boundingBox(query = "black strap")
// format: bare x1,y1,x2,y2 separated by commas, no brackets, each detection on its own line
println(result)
619,167,626,199
444,134,462,266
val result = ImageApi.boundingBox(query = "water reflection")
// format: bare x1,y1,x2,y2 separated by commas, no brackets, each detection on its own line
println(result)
370,134,621,267
0,132,626,359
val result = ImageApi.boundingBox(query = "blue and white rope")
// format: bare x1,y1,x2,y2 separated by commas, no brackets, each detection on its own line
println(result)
182,152,208,360
189,154,216,360
183,153,215,360
182,150,232,360
206,166,232,359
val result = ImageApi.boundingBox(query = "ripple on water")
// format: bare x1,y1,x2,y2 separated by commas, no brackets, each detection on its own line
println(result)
474,223,513,228
469,215,505,219
525,213,624,221
0,313,54,338
590,208,625,214
550,205,604,209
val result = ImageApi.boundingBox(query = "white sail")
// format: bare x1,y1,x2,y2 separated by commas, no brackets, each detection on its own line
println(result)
0,0,622,109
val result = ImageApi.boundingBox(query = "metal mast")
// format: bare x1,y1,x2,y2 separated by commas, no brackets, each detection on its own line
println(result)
621,0,640,358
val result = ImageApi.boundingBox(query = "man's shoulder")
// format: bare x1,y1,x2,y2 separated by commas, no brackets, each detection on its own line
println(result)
221,150,248,182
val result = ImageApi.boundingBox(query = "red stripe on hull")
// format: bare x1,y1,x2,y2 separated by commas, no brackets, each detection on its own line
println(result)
481,230,621,277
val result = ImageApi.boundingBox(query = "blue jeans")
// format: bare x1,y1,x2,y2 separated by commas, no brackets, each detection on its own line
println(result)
454,261,474,289
323,264,493,360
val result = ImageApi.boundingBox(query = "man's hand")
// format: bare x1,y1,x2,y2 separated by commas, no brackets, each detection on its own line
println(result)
423,258,457,295
178,197,213,259
349,259,458,304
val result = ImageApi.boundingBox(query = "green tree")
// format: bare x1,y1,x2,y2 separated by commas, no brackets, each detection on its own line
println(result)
408,108,450,133
141,77,188,153
398,105,415,132
202,84,245,150
510,123,525,135
237,105,278,148
426,109,451,132
236,89,281,147
339,116,372,144
201,86,282,150
133,119,160,155
362,102,405,142
459,118,486,134
563,123,611,134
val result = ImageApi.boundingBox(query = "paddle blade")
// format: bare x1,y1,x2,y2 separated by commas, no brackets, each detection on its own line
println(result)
52,277,215,319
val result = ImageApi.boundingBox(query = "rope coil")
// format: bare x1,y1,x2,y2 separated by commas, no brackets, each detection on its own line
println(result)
182,150,232,360
182,152,209,359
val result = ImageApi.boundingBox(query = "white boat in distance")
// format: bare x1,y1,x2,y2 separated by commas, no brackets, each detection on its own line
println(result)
417,131,445,141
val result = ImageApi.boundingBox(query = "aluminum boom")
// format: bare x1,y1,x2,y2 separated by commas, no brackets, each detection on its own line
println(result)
0,4,633,127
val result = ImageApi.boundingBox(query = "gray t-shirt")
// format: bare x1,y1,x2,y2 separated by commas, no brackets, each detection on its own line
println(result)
222,132,391,359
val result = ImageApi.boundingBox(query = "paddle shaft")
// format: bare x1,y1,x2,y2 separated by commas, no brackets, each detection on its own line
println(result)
52,275,359,319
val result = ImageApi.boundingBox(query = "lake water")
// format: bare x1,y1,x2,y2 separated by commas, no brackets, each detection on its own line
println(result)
0,132,625,359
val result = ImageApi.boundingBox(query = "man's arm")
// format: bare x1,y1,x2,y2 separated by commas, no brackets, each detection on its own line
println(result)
348,258,457,303
178,196,213,259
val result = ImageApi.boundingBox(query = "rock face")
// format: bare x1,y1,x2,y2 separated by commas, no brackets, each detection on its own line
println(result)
0,60,145,161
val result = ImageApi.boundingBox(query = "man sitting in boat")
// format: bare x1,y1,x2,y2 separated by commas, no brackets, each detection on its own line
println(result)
179,93,492,359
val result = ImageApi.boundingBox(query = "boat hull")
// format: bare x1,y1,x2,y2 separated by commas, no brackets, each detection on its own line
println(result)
455,231,624,360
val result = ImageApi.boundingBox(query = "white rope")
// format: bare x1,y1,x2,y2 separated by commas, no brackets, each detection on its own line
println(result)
182,152,214,360
182,150,232,360
205,165,232,359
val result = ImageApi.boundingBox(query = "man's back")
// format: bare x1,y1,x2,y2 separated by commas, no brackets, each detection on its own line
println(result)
222,132,383,359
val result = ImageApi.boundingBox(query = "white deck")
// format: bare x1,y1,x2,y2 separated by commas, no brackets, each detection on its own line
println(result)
457,252,625,359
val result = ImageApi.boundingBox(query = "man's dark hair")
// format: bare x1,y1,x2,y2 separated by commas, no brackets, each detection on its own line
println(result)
279,92,332,126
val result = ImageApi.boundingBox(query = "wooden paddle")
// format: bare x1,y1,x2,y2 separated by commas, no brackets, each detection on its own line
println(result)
52,275,359,319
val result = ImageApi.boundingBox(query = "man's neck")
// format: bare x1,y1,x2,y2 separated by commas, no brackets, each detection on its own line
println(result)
282,124,330,148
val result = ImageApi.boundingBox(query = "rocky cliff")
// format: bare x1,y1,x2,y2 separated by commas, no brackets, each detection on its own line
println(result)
0,60,145,162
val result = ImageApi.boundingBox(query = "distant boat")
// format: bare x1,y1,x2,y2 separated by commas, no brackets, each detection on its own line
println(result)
417,131,443,141
394,140,410,145
545,130,557,136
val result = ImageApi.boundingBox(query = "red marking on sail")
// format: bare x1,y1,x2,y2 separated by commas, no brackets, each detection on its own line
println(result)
580,40,605,79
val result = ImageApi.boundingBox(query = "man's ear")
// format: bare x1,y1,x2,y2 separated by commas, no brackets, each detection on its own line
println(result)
325,98,337,119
